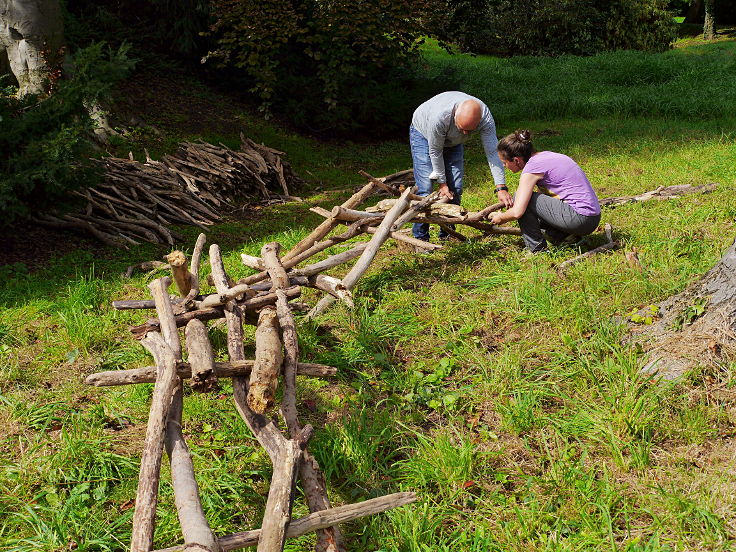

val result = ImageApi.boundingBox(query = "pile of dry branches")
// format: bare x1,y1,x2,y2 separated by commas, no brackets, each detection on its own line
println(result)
84,171,718,551
34,134,302,248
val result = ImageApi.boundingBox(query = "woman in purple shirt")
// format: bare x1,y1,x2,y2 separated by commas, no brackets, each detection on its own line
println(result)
489,129,601,253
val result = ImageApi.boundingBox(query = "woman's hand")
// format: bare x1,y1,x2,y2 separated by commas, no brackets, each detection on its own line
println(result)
497,189,513,208
490,212,504,225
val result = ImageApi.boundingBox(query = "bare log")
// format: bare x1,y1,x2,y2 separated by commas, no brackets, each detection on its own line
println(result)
247,307,283,414
241,219,378,286
153,492,418,552
262,242,290,290
167,251,194,297
290,243,369,277
358,170,423,200
600,183,717,207
184,233,207,304
149,277,183,362
282,180,377,262
185,319,218,393
131,331,180,552
257,435,307,552
466,202,505,221
85,361,337,387
165,385,220,552
390,191,445,231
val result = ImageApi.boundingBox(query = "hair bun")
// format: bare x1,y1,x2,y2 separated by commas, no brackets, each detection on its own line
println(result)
515,129,532,143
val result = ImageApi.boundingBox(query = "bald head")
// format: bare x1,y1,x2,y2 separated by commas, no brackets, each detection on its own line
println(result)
455,99,482,134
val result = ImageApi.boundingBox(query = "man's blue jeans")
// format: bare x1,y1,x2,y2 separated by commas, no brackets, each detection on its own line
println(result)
409,125,464,241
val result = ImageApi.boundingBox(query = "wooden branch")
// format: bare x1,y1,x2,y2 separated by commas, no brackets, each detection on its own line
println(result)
153,492,418,552
358,170,423,200
368,198,465,219
309,275,353,308
241,254,265,271
390,191,445,231
262,242,290,290
185,319,218,393
184,233,207,304
466,202,504,221
131,288,302,339
131,331,180,552
166,250,194,297
247,307,283,414
342,186,414,290
437,223,467,242
240,218,376,286
165,384,220,552
148,277,182,362
363,226,442,250
282,180,377,262
309,186,414,319
558,223,619,272
85,361,336,387
290,243,369,277
257,437,304,552
600,183,717,207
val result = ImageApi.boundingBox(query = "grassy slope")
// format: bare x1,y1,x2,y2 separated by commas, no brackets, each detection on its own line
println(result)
1,30,736,552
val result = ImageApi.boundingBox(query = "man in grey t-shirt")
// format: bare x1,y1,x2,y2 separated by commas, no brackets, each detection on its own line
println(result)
410,91,511,241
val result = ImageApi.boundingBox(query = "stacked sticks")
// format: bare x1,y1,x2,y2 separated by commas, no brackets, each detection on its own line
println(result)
85,171,519,551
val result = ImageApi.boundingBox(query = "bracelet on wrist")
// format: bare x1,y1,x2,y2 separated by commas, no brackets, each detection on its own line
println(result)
494,186,508,194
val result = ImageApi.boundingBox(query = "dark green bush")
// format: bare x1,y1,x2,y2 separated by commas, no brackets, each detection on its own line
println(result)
431,0,677,56
207,0,440,136
0,44,134,222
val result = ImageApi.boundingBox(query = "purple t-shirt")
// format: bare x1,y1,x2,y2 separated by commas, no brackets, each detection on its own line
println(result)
522,151,600,216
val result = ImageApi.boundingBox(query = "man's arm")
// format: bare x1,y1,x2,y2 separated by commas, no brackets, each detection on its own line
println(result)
479,124,506,188
426,120,449,184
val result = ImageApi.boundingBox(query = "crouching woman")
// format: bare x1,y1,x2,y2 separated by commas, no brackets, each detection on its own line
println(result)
490,130,601,253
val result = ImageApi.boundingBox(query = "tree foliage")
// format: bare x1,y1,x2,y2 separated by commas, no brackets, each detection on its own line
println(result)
207,0,434,135
0,44,134,221
430,0,677,57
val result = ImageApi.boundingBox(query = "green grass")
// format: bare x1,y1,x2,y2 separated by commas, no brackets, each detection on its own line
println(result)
1,29,736,552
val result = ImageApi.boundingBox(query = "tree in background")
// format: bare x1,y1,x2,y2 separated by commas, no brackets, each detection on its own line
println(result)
207,0,436,135
0,0,65,97
703,0,716,39
429,0,677,57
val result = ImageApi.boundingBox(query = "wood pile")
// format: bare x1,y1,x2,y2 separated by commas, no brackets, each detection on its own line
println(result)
89,231,416,552
34,134,302,248
84,171,529,551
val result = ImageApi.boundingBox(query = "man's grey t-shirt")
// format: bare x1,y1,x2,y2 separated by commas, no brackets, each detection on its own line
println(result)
411,91,505,187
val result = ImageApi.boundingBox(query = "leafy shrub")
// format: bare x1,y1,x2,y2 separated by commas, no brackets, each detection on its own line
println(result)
207,0,442,136
430,0,677,56
0,43,134,222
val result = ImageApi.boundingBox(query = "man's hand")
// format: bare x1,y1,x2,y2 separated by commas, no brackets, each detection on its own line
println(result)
497,189,513,208
438,183,454,201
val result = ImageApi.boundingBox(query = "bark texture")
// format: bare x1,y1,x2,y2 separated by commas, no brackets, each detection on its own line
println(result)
632,236,736,380
0,0,64,96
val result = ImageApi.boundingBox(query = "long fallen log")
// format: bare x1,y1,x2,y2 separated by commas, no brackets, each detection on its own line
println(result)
131,276,183,552
165,384,220,552
85,361,337,387
153,492,418,552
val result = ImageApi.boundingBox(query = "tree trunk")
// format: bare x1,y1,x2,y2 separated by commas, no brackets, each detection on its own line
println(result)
684,0,703,23
632,236,736,380
703,0,716,40
0,0,64,97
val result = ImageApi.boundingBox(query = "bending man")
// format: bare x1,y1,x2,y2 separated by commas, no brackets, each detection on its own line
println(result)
410,91,511,242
